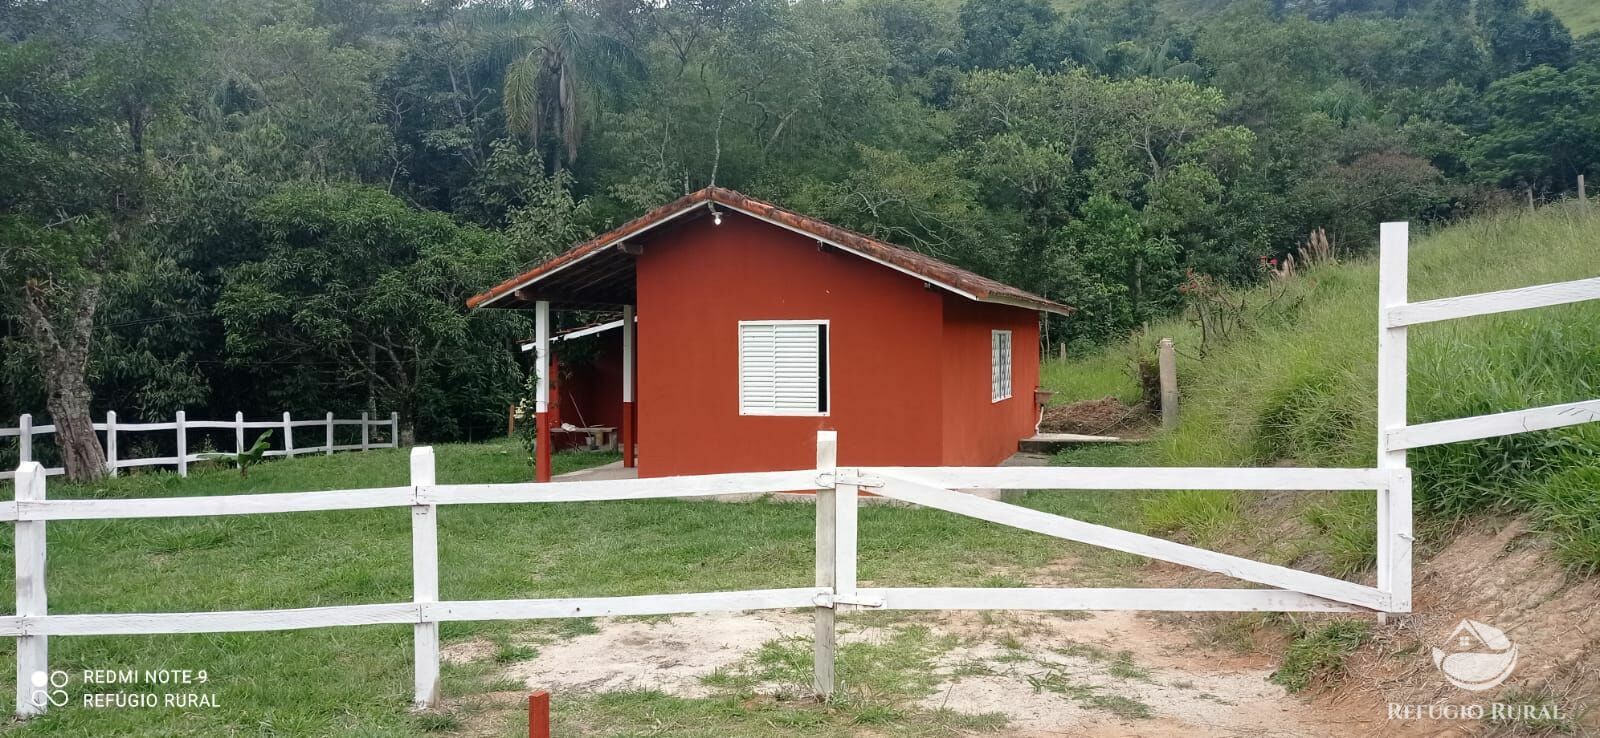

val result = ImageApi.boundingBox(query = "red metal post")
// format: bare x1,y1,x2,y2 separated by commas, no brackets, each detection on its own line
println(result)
535,410,551,483
528,691,551,738
621,402,635,468
621,304,636,469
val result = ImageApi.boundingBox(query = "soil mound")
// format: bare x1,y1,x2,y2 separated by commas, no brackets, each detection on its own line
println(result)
1041,396,1149,435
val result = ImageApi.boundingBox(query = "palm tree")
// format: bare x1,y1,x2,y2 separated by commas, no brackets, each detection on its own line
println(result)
486,2,642,170
1123,39,1203,82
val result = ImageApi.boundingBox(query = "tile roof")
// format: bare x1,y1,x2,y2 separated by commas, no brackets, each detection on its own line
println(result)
468,186,1072,316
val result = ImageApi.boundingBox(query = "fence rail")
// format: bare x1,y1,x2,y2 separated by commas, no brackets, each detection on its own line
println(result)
0,410,399,481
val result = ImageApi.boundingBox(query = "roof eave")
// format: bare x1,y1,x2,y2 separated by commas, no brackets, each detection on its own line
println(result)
468,191,716,309
978,294,1075,317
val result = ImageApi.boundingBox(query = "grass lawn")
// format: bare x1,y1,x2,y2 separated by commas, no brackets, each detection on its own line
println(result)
0,437,1141,736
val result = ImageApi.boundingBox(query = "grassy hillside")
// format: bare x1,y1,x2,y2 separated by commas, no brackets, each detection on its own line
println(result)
1046,205,1600,573
1535,0,1600,36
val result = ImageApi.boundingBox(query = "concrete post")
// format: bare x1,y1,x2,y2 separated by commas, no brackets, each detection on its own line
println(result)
1158,338,1178,430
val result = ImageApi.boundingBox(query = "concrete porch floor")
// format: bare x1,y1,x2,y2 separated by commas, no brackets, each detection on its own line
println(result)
555,460,637,482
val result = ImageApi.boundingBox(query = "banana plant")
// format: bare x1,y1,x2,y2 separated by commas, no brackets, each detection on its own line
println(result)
197,430,274,478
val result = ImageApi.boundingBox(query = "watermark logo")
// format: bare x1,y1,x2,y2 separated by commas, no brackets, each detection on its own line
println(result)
1432,619,1518,691
29,670,70,708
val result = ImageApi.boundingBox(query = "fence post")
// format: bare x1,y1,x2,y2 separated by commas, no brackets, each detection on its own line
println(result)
104,410,118,477
361,412,370,451
1158,338,1178,429
18,414,31,465
1581,174,1589,213
175,410,188,477
234,412,245,471
812,430,838,699
835,445,860,614
325,412,335,456
1376,222,1413,617
528,691,551,738
534,300,551,482
14,462,48,717
282,411,294,459
410,447,440,709
391,412,400,448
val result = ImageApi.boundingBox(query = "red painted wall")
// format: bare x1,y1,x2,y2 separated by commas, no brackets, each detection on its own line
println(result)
636,213,945,476
939,296,1041,466
632,211,1042,477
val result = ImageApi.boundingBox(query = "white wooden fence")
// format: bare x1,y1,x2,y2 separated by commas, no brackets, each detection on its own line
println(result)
0,411,399,481
2,437,1401,716
4,222,1598,718
1373,222,1600,613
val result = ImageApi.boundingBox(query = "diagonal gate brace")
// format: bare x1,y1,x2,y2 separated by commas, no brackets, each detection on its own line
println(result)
872,474,1387,611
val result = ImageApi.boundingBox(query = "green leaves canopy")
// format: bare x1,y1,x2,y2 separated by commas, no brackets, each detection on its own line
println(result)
216,184,523,440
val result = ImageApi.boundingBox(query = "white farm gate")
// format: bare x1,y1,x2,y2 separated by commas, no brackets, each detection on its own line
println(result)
5,223,1599,716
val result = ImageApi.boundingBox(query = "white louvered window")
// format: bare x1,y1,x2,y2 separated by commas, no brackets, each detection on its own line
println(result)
992,330,1013,402
739,321,829,415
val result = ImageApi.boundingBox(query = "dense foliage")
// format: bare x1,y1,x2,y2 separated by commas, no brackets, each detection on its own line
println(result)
3,0,1598,449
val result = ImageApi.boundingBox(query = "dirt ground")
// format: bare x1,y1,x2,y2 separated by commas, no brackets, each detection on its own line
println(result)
458,608,1355,737
1040,397,1156,437
1328,520,1600,737
441,519,1596,737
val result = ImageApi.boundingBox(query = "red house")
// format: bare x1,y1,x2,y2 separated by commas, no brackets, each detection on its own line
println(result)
470,188,1071,481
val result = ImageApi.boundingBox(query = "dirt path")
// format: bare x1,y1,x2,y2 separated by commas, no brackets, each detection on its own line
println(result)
441,520,1597,736
461,607,1366,737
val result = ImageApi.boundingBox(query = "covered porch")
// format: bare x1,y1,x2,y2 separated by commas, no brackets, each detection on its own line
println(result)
479,243,648,482
523,304,638,483
468,193,720,482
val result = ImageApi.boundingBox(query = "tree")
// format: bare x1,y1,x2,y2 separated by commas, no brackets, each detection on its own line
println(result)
3,0,1589,443
0,0,203,481
1049,196,1180,345
958,0,1064,70
216,184,526,443
1476,0,1573,75
492,1,642,170
789,145,996,269
1469,63,1600,192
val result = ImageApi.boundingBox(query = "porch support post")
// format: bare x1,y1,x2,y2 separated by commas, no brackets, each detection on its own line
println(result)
535,300,552,483
621,304,636,468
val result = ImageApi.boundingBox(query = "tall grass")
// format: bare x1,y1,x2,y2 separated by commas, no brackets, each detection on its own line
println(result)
1045,205,1600,572
1040,337,1147,406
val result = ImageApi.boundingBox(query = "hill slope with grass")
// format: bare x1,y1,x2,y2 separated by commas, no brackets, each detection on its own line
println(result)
1043,206,1600,727
1045,205,1600,574
1534,0,1600,36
